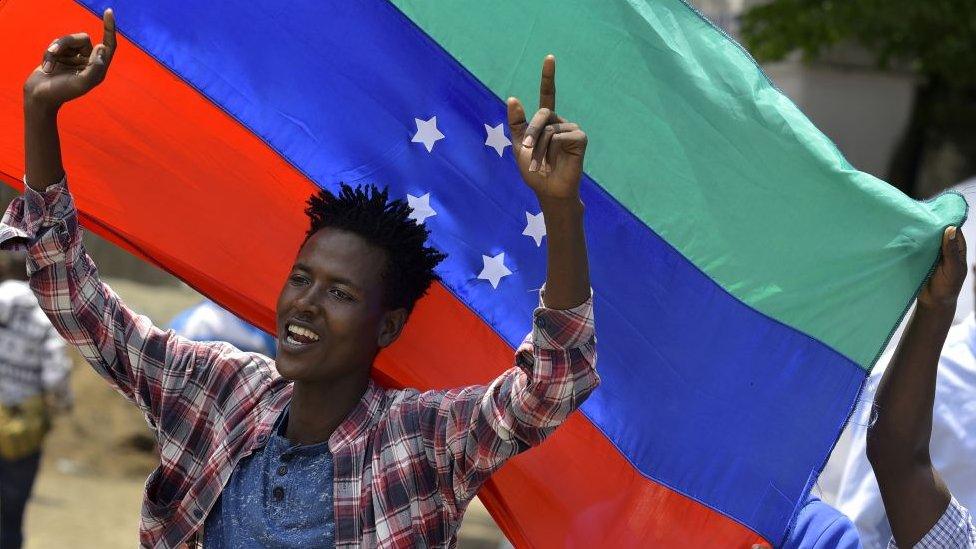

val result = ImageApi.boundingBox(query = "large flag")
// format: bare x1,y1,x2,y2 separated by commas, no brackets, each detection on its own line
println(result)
0,1,966,546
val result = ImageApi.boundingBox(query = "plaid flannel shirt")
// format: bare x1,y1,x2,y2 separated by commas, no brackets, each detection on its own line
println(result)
888,497,976,549
0,180,599,548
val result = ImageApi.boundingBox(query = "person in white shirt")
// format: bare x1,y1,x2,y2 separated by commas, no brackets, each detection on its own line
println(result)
0,251,72,549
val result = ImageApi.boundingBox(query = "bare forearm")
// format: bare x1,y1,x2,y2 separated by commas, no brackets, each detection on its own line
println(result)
24,96,65,192
539,196,589,310
869,302,953,467
868,301,954,546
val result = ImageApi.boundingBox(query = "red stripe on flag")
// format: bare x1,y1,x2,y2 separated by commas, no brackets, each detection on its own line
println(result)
480,413,770,548
0,1,767,546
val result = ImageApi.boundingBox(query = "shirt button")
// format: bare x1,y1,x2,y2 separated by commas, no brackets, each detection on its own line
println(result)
277,465,288,476
256,433,268,444
534,316,549,330
273,486,285,502
193,508,204,519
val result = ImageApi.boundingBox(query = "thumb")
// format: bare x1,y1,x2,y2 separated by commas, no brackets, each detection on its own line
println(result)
955,224,967,257
944,226,965,263
507,97,527,146
936,226,966,287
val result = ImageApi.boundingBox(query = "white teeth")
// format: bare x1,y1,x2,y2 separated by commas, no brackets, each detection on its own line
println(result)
286,324,320,342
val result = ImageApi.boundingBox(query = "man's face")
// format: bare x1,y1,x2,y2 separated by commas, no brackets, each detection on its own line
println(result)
275,227,401,383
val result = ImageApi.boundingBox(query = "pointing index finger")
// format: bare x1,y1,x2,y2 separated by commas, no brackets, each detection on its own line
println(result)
539,54,556,112
102,8,117,52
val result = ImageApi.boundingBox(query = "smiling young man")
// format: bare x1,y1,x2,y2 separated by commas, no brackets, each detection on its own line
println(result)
3,9,599,549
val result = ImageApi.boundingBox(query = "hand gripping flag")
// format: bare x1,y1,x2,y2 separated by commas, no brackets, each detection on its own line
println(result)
0,1,966,546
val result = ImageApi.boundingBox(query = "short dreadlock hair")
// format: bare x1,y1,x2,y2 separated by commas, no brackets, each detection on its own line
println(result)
304,184,447,313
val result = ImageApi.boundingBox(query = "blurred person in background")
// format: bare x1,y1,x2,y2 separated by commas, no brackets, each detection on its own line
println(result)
751,494,861,548
169,298,277,357
0,251,72,549
784,496,861,548
836,181,976,547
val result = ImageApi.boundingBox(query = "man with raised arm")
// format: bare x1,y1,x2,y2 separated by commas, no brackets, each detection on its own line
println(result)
866,225,976,549
6,9,598,548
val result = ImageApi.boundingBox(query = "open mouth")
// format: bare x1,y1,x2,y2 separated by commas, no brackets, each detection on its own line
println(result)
284,323,320,348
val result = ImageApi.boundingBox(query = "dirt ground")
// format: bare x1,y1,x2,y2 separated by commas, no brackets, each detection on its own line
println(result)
21,278,507,548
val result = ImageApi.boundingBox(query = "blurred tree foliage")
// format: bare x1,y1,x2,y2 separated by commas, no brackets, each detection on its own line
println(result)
740,0,976,197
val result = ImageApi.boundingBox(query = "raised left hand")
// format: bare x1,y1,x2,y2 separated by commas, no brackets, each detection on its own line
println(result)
507,55,587,202
23,8,117,110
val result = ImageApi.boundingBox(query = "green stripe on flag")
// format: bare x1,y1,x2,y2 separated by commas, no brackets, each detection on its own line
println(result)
392,0,967,369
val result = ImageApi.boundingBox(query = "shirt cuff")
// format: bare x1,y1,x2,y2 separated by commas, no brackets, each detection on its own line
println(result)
916,496,976,549
0,177,77,272
530,287,595,350
891,496,976,549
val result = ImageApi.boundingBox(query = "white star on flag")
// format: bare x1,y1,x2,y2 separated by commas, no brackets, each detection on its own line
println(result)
477,252,512,289
483,123,512,157
411,116,445,153
407,193,437,224
522,211,546,247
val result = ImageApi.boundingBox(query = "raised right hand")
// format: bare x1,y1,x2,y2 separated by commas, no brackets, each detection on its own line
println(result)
23,8,116,109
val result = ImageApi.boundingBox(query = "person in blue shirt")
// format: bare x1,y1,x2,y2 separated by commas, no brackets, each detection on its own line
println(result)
169,299,277,357
785,496,862,548
752,495,861,548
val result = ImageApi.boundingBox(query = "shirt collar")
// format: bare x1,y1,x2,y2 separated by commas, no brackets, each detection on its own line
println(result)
329,379,385,451
273,405,290,437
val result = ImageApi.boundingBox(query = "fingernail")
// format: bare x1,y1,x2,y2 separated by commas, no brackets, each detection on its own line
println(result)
522,135,534,148
950,227,957,240
42,61,53,73
529,159,539,172
48,43,60,53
